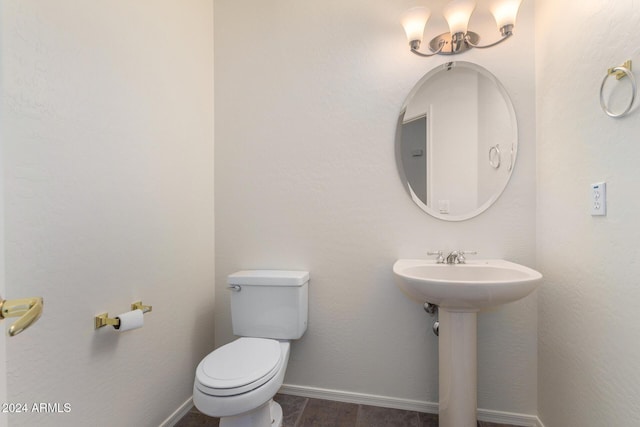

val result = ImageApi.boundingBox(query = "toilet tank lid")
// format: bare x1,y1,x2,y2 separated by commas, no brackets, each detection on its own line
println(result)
228,270,309,286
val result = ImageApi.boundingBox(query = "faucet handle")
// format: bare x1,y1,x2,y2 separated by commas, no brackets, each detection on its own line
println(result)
427,250,445,264
457,250,477,264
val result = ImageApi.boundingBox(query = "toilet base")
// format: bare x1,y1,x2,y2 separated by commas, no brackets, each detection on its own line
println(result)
219,399,282,427
271,400,283,427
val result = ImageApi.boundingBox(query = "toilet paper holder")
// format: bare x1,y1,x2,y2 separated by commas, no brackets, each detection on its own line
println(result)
94,301,152,329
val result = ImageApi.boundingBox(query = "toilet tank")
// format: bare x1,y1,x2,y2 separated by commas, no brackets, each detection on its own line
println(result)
228,270,309,340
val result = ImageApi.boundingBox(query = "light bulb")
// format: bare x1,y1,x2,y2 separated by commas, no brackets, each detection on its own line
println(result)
443,0,477,36
401,6,431,44
489,0,522,30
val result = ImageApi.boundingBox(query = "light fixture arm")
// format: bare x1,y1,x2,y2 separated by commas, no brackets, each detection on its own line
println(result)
464,25,513,49
410,39,447,58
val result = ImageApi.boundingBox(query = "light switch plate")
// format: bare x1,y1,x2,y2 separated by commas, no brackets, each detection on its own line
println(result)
591,182,606,216
438,200,450,214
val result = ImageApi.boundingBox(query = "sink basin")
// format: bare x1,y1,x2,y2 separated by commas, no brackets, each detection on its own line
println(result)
393,258,543,426
393,259,542,311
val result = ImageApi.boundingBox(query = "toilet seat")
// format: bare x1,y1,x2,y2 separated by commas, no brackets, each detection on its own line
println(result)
196,337,282,397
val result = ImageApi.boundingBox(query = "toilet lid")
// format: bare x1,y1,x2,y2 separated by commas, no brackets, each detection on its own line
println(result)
196,337,282,395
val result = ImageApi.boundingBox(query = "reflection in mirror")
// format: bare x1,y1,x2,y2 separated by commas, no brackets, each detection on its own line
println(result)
396,61,517,221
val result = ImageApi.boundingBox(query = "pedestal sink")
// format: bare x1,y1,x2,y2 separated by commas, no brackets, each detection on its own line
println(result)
392,259,542,427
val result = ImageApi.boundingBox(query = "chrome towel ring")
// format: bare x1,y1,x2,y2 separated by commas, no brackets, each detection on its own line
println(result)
489,144,501,169
600,60,637,118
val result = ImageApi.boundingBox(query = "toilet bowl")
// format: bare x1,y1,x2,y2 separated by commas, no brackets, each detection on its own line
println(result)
193,270,308,427
193,338,290,426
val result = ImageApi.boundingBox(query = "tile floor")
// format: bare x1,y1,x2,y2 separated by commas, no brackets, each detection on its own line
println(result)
174,394,519,427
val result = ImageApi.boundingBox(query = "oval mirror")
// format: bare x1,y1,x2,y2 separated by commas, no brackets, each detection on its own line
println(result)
395,61,517,221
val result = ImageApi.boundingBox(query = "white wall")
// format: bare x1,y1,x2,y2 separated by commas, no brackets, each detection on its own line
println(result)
1,2,214,426
0,5,7,426
536,1,640,426
215,0,538,416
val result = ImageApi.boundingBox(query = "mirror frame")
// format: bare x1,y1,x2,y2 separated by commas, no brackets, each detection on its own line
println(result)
395,61,518,221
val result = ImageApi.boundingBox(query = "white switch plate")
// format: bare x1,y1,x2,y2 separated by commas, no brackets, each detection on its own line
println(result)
591,182,606,216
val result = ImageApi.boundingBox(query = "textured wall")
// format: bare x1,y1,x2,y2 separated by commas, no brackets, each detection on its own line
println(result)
536,1,640,426
215,0,537,415
1,2,214,426
0,3,6,422
0,200,5,427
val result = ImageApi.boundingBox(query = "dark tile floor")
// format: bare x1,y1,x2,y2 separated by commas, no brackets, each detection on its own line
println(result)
174,394,518,427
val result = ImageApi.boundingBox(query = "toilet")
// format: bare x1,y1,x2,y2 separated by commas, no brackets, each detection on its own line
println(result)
193,270,309,427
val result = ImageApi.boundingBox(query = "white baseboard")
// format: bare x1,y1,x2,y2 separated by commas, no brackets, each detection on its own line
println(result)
159,397,193,427
279,383,439,414
476,407,540,427
279,384,540,427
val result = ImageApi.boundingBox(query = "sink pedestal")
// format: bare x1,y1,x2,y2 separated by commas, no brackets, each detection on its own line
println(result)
438,309,477,427
392,259,543,427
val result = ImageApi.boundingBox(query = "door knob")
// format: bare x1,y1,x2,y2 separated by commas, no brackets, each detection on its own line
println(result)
0,296,44,336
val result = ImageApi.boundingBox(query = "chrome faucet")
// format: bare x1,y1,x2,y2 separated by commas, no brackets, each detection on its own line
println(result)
446,250,461,264
446,250,477,264
429,250,476,264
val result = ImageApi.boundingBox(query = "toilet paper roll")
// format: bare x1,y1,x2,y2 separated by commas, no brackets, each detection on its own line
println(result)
115,309,144,332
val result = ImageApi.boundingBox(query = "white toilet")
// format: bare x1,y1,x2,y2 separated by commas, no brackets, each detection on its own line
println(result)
193,270,309,427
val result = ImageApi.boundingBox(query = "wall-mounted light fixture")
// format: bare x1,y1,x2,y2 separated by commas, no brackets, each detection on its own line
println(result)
401,0,522,57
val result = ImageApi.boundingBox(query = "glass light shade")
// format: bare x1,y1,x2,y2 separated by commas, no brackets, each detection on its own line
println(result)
443,0,476,35
489,0,522,29
401,6,431,43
